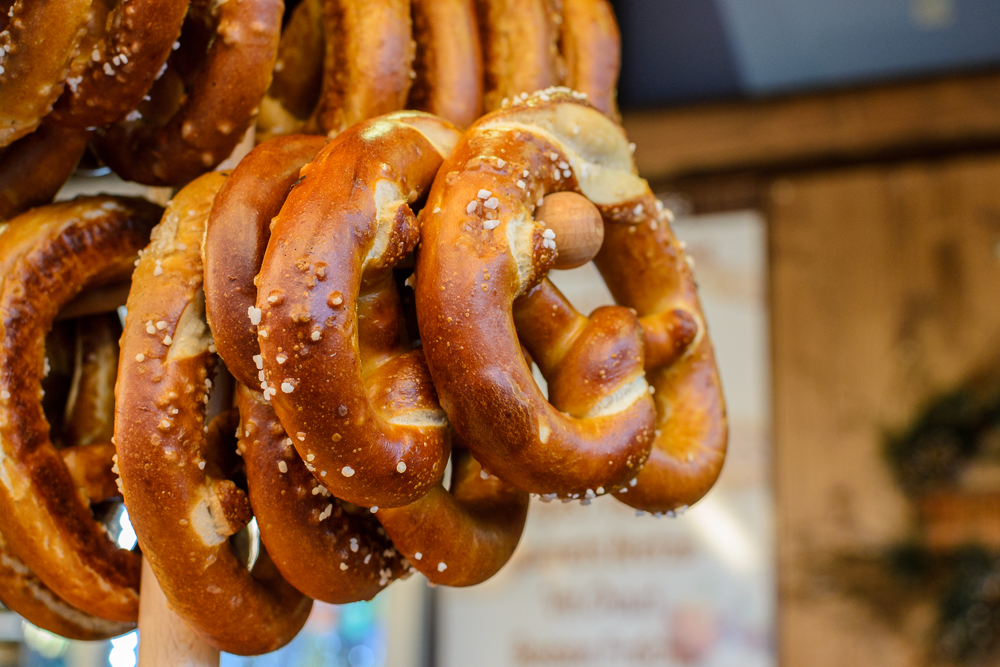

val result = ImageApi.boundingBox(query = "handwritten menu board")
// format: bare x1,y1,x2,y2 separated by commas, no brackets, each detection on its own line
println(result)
437,210,775,667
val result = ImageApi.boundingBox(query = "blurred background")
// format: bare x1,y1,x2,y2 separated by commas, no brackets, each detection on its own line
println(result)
11,0,1000,665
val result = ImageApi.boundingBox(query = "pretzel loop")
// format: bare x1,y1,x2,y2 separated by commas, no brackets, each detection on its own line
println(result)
49,0,191,128
0,196,161,622
416,91,659,499
93,0,282,185
115,173,311,654
256,112,460,508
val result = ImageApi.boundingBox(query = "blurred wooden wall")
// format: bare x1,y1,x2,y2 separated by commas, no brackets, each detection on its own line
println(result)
623,71,1000,666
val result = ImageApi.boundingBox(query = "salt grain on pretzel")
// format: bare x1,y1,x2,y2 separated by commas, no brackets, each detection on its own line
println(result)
0,196,161,622
257,111,459,508
115,173,311,654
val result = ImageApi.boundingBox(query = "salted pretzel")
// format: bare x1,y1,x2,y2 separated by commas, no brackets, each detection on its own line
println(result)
0,122,91,220
416,90,726,510
477,0,619,117
204,134,327,390
0,196,161,624
0,0,91,147
93,0,282,185
115,172,311,655
48,0,190,128
236,385,411,602
252,113,455,508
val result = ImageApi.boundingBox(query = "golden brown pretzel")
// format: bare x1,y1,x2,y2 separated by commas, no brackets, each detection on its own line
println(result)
376,442,529,585
415,91,656,499
310,0,414,135
204,134,327,389
0,531,133,641
0,196,160,622
268,0,325,119
0,122,91,221
419,90,726,512
559,0,619,117
93,0,283,185
115,172,311,655
0,0,92,146
48,0,190,128
63,313,121,448
595,207,727,514
261,0,422,138
237,384,410,602
475,0,560,113
408,0,483,128
255,112,459,509
476,0,620,116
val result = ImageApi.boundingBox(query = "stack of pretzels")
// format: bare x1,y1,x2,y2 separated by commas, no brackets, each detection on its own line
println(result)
0,0,726,657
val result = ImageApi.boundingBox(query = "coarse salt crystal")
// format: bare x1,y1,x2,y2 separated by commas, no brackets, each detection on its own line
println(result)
466,201,477,214
278,461,287,473
396,461,407,473
248,306,262,325
483,219,499,230
477,189,491,199
342,466,355,477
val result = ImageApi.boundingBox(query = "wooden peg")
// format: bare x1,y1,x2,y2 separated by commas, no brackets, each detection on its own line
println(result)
535,192,604,270
137,558,219,667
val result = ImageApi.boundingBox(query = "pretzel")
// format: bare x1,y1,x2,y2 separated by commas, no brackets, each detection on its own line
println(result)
115,172,311,654
476,0,620,117
93,0,282,185
0,0,91,147
63,313,121,448
0,122,91,221
408,0,483,128
375,441,528,585
236,384,410,602
255,112,458,509
559,0,619,118
308,0,414,135
0,196,161,623
267,0,324,122
204,134,327,390
476,0,560,113
0,531,133,641
418,91,726,510
48,0,189,128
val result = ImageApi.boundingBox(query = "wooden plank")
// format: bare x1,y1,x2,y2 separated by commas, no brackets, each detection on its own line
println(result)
623,71,1000,182
770,153,1000,666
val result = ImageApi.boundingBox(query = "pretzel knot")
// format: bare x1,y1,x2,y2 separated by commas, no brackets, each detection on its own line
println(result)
115,173,311,655
93,0,282,185
416,90,727,511
204,114,528,594
0,196,162,633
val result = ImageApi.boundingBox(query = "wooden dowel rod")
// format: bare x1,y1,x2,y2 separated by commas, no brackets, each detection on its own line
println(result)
137,558,219,667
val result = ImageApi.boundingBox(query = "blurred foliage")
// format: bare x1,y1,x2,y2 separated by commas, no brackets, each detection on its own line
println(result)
885,370,1000,494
